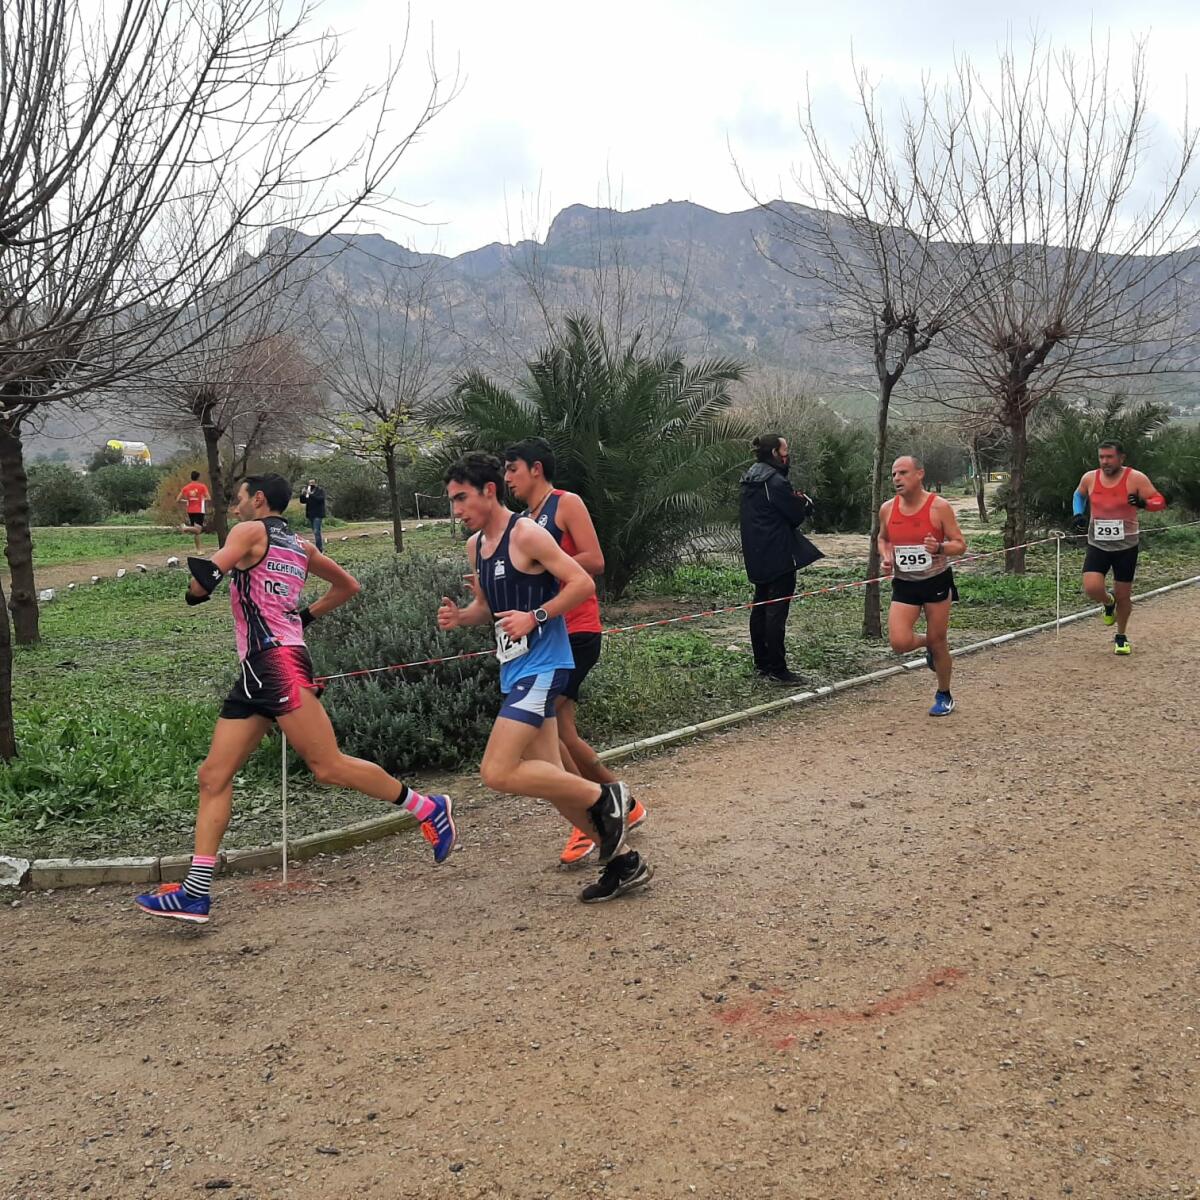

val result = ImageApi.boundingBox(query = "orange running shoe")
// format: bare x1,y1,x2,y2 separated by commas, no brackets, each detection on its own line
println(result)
627,797,647,830
560,826,596,865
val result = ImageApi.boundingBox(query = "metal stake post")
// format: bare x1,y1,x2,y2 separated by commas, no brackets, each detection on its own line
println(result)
281,732,289,885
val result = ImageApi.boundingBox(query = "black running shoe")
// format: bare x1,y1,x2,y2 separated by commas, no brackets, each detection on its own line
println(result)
588,781,628,864
924,647,935,671
580,851,654,903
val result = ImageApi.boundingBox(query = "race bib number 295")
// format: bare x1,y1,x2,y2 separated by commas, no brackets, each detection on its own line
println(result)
894,544,933,573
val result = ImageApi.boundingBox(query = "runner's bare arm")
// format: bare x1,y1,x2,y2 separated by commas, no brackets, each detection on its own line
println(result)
1127,469,1167,510
877,500,894,571
301,543,361,617
931,500,967,556
437,535,492,629
557,493,605,576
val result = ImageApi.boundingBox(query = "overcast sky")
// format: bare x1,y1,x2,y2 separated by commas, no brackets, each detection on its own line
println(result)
324,0,1200,256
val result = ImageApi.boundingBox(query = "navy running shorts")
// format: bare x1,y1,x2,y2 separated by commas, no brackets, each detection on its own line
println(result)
220,645,321,721
497,668,572,728
563,632,602,703
891,568,959,608
1082,543,1139,583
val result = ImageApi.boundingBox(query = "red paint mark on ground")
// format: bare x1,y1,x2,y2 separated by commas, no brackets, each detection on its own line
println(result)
714,967,965,1046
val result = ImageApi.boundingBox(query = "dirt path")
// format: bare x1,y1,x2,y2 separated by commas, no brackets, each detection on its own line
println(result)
4,590,1199,1200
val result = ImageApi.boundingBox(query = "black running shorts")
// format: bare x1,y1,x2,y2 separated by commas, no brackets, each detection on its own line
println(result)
1082,543,1139,583
563,632,602,703
219,645,322,721
891,568,959,608
186,512,206,528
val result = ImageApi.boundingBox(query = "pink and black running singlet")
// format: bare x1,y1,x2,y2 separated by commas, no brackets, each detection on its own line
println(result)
220,517,317,721
230,517,309,659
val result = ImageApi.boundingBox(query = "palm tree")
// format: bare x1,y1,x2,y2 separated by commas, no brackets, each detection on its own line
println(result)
430,315,751,597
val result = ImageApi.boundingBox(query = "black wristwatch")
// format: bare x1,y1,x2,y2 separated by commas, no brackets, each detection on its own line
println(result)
533,607,549,625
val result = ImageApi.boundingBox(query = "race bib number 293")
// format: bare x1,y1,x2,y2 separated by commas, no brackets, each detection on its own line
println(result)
1093,519,1125,542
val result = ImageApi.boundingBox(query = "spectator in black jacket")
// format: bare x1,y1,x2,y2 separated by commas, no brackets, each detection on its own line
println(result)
299,478,326,551
739,434,824,683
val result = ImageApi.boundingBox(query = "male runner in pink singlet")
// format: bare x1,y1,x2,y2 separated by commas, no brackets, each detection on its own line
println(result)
133,474,455,925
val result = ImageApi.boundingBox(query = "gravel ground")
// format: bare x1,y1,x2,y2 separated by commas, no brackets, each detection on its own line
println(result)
3,588,1199,1200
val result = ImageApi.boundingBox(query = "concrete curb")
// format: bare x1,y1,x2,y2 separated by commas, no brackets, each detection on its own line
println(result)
21,811,417,891
16,574,1199,891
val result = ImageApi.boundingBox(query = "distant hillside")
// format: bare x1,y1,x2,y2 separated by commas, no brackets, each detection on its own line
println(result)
24,199,1200,460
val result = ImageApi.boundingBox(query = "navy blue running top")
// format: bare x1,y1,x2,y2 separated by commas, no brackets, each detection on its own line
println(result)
476,514,574,692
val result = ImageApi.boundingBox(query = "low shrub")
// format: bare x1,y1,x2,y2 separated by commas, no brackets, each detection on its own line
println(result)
28,464,108,525
310,552,499,775
90,463,165,513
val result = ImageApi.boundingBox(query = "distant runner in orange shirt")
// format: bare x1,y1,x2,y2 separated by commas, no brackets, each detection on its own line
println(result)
177,471,211,552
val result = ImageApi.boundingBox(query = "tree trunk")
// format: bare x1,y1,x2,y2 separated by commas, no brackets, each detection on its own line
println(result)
862,378,893,640
1003,403,1029,574
0,420,40,644
969,436,989,524
0,571,15,760
383,447,404,552
202,424,229,547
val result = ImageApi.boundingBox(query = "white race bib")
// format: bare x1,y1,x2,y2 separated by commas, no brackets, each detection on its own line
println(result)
894,544,933,573
494,621,529,664
1093,519,1125,542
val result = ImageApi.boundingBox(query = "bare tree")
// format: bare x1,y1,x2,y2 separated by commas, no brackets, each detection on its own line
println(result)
931,39,1200,570
0,0,450,757
311,251,463,550
744,68,984,637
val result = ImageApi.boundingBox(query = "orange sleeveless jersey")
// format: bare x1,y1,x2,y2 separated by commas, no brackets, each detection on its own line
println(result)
887,493,947,580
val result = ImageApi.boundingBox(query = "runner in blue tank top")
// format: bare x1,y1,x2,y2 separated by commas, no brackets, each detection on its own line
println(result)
437,452,654,903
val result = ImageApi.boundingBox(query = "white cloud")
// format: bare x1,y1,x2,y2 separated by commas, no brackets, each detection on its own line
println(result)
319,0,1200,255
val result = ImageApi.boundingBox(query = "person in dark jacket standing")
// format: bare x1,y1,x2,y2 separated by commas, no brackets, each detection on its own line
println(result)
739,434,824,683
299,478,326,551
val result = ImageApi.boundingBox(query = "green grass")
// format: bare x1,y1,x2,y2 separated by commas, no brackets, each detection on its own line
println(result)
2,521,1198,859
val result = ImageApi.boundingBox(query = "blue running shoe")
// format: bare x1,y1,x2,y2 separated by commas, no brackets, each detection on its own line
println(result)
135,882,210,924
419,794,457,864
929,691,955,717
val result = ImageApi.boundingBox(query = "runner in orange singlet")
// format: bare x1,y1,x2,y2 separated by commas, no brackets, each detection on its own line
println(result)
1072,439,1166,655
878,456,967,716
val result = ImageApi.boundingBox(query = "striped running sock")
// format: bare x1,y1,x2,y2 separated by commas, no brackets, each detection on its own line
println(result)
181,854,217,898
396,785,435,822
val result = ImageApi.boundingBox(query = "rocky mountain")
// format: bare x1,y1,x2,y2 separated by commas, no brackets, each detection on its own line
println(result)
24,199,1200,460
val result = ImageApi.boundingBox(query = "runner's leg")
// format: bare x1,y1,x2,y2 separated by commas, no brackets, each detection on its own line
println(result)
1082,569,1110,606
556,696,617,786
887,600,924,654
1113,580,1134,635
194,716,271,856
480,715,602,830
277,689,422,802
923,597,953,692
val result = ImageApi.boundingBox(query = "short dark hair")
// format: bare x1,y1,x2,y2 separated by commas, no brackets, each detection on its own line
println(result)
752,433,786,463
1099,439,1125,455
240,473,292,513
444,452,504,496
503,436,556,482
190,470,201,481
